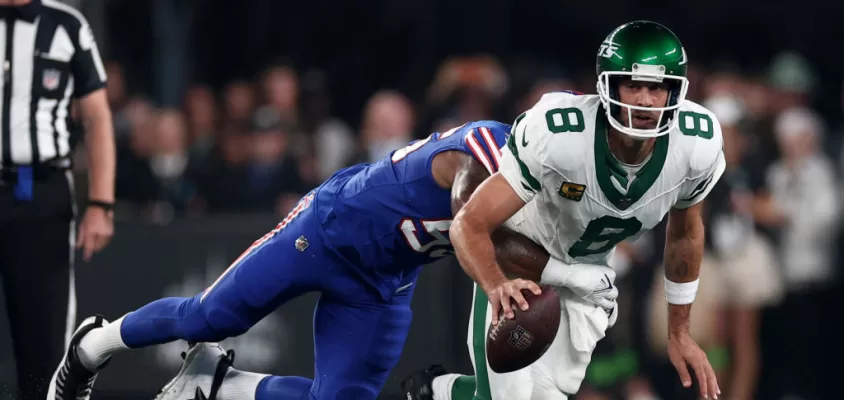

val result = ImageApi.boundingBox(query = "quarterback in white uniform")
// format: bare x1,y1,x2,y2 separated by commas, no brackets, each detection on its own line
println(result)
404,20,725,400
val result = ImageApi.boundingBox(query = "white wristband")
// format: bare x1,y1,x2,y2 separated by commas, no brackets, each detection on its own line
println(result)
664,277,699,305
540,257,571,286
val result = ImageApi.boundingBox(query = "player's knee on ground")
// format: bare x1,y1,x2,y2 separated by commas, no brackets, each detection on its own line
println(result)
176,295,254,342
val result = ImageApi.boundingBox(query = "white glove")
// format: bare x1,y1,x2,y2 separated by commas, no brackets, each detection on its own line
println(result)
540,258,619,314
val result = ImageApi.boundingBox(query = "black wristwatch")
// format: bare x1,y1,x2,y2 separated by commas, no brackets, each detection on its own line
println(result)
87,199,115,212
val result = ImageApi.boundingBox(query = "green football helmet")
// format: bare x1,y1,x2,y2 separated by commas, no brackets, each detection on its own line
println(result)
596,20,689,138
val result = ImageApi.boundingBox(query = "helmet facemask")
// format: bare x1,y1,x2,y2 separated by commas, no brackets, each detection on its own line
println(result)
597,63,689,139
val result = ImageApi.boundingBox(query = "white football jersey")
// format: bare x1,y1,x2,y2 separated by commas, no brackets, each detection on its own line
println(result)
499,92,726,265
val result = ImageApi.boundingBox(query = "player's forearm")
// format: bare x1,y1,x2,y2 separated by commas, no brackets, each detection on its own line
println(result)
450,156,549,281
84,108,116,202
664,217,704,336
667,302,692,336
452,214,508,293
491,228,549,281
455,185,549,281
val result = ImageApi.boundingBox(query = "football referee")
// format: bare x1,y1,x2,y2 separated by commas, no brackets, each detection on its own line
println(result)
0,0,115,398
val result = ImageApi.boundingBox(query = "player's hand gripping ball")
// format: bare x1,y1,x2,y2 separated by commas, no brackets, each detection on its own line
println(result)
486,284,561,373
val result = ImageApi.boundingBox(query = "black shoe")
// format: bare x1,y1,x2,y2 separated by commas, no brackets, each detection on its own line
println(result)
190,387,208,400
47,315,110,400
206,348,235,400
401,364,449,400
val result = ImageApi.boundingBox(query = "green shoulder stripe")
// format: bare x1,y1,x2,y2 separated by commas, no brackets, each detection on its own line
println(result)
506,128,541,192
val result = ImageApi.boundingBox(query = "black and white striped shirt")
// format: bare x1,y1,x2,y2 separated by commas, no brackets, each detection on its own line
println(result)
0,0,106,166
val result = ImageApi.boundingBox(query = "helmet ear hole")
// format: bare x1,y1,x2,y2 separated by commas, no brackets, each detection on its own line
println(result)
658,85,683,128
667,81,682,107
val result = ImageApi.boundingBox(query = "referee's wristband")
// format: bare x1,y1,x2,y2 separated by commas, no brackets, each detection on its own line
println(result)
87,199,115,212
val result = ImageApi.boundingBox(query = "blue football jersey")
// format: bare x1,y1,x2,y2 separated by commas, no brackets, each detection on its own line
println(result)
312,121,511,299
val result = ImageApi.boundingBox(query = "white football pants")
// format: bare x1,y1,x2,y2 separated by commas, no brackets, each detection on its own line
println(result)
466,283,611,400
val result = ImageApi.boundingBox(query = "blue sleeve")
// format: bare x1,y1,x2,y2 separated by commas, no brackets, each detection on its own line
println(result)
462,122,511,174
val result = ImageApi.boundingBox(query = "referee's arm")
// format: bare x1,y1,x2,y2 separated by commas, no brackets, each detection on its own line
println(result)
72,21,115,261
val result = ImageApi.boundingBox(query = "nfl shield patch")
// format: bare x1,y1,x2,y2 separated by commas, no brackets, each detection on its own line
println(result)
507,325,534,350
43,69,60,90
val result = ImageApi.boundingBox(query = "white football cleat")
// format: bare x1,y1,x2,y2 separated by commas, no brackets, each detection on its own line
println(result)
47,315,110,400
154,342,234,400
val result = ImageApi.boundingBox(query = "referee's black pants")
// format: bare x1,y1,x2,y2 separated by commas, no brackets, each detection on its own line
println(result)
0,168,76,399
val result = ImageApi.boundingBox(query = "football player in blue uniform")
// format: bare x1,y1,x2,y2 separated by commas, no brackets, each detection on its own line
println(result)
48,121,559,400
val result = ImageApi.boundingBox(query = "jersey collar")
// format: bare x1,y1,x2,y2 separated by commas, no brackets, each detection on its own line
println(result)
594,105,669,211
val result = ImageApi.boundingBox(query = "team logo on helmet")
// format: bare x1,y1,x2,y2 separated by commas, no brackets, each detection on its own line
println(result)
597,41,620,59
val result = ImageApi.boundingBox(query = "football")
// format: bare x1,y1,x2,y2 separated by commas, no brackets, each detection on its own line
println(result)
486,284,561,373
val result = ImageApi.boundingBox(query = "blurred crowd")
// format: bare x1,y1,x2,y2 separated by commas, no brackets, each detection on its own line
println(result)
70,49,843,400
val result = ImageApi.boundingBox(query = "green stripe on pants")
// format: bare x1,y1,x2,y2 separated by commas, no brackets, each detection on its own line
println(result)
472,284,492,400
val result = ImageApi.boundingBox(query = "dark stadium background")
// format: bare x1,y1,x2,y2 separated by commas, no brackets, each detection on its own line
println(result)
0,0,841,399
